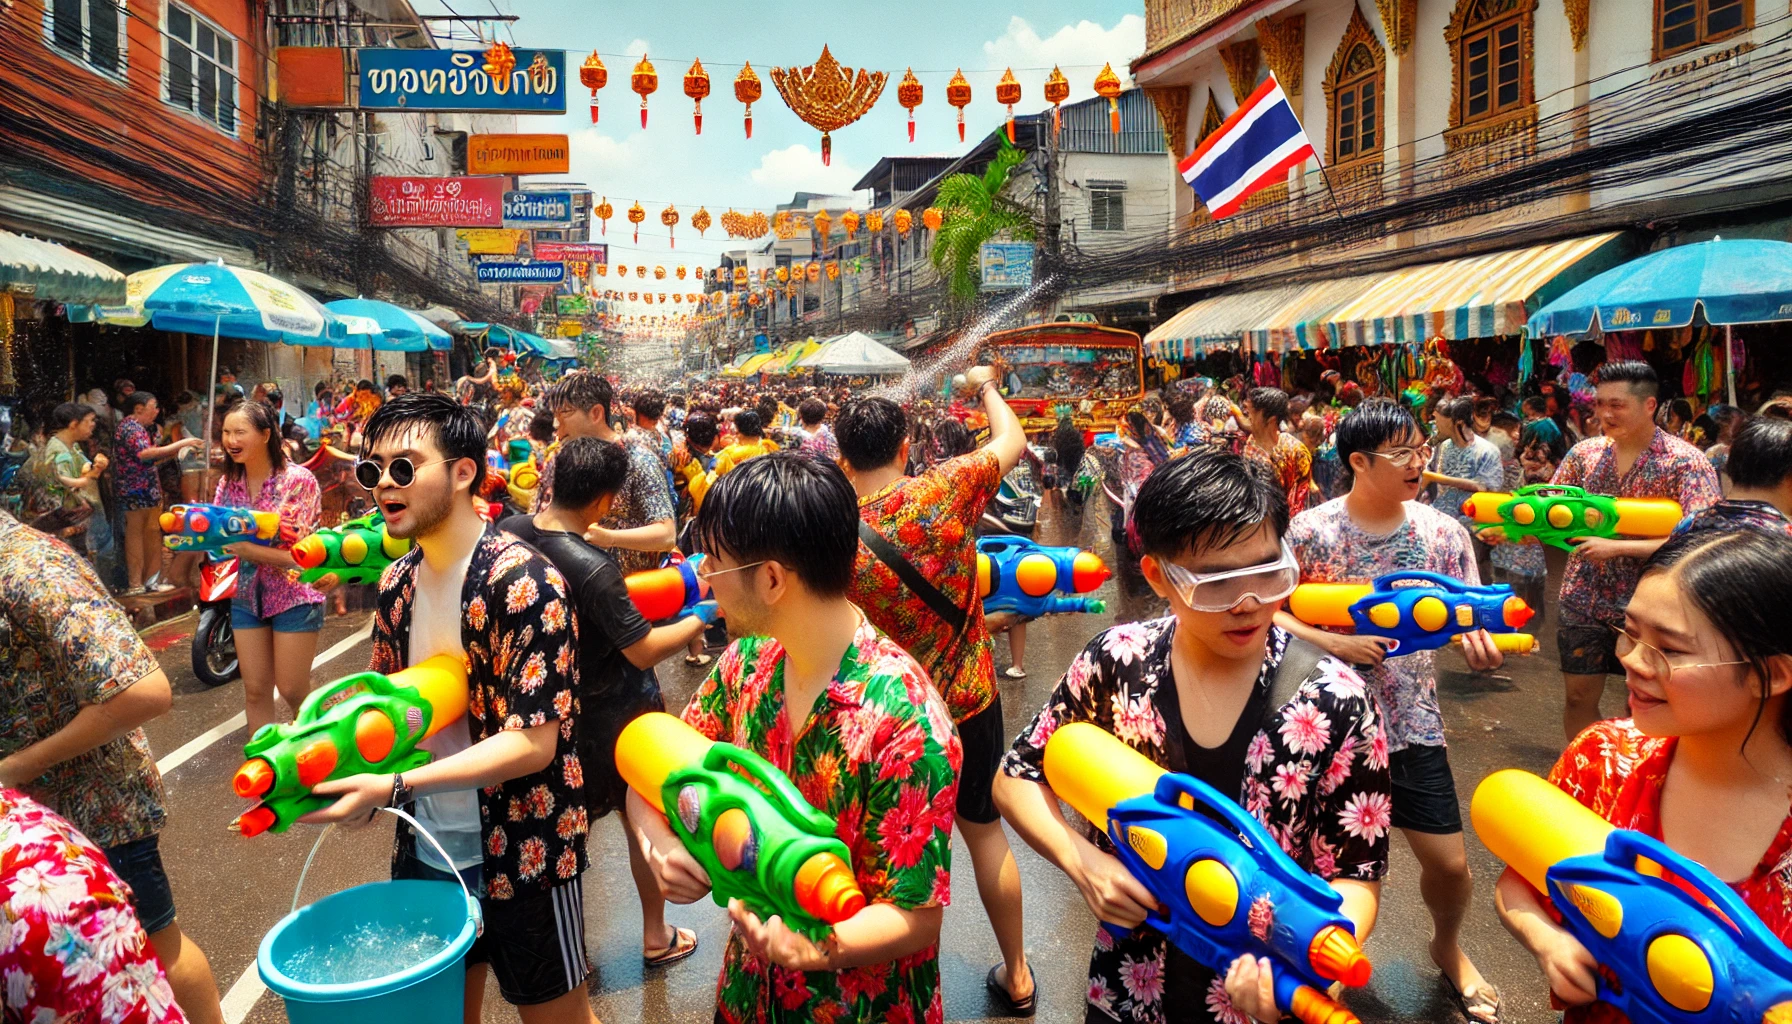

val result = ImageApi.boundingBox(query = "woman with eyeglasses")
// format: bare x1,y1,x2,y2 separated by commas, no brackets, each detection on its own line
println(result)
1496,529,1792,1021
214,400,323,734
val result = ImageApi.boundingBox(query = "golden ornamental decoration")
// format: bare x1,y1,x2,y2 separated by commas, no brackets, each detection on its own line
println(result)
921,206,942,231
692,206,712,237
654,265,667,280
946,69,972,142
733,266,748,286
735,63,762,138
627,201,646,243
841,209,859,239
661,204,679,247
894,209,912,235
812,209,832,242
897,68,923,142
684,58,710,134
826,261,840,281
1094,62,1123,135
776,266,789,283
580,52,608,123
996,68,1022,143
866,210,883,233
481,41,515,81
676,265,687,279
769,45,887,166
595,196,613,234
805,261,820,282
1044,65,1070,136
632,54,658,128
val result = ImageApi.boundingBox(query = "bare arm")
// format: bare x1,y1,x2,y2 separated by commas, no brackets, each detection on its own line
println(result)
302,721,561,825
1495,867,1599,1005
586,517,677,554
0,670,173,786
991,772,1159,927
964,370,1027,476
622,616,709,670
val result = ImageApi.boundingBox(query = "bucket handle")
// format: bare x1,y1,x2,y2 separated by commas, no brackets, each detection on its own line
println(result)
293,806,484,936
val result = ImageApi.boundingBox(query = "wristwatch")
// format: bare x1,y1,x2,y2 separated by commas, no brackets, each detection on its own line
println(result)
389,773,415,808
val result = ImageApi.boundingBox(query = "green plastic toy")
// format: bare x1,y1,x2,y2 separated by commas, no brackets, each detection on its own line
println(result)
290,509,413,585
1461,484,1682,552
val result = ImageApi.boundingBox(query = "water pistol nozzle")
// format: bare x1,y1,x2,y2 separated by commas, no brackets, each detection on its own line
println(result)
1308,924,1372,987
793,852,867,923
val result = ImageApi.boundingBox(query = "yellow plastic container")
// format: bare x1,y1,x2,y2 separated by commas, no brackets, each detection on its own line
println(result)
1469,769,1614,892
1043,722,1167,832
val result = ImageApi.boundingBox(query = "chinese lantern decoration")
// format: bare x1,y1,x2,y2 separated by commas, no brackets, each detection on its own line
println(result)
806,261,820,282
734,266,747,286
596,196,613,235
684,58,710,134
813,209,831,245
996,68,1022,143
595,263,608,276
627,202,646,242
842,209,859,239
645,293,654,304
776,266,789,283
895,209,912,235
1044,65,1070,137
866,210,883,233
922,207,943,231
580,52,608,123
735,62,762,138
946,69,971,142
1094,62,1123,135
897,68,922,142
692,206,712,237
615,264,627,278
827,261,840,281
481,41,515,81
661,204,679,247
636,264,647,276
672,293,682,303
748,292,761,307
632,54,658,128
675,265,687,280
769,46,887,167
654,265,667,280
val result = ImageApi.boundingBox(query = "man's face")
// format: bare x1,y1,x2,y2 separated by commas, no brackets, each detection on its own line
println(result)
366,427,460,540
1149,524,1284,663
700,549,769,637
74,413,97,441
1242,400,1274,435
1354,425,1428,503
1595,383,1654,439
554,403,603,439
1434,411,1463,443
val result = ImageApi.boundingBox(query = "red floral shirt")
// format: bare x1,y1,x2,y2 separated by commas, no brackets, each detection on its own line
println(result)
1244,432,1314,517
1547,719,1792,1024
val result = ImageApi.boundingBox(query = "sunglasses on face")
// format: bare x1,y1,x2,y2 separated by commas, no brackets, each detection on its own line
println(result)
1155,543,1301,612
355,456,452,489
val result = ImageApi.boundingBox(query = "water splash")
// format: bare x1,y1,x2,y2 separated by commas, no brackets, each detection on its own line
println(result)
872,274,1060,404
280,920,451,985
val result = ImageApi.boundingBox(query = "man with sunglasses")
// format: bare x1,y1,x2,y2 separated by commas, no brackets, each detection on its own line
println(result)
305,394,598,1024
994,450,1389,1024
1274,399,1505,1024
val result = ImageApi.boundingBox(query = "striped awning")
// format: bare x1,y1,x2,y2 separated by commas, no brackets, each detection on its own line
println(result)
1244,275,1382,352
1145,283,1310,360
0,230,126,304
723,352,779,377
1322,233,1626,346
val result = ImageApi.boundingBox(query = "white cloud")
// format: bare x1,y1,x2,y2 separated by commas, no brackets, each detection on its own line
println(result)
981,15,1146,87
622,38,650,59
748,144,867,199
567,127,647,174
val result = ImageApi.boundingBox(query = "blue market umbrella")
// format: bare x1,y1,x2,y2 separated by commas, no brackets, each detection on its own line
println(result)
324,298,454,352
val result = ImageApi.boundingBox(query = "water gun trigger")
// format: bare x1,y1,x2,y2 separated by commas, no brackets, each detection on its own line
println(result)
702,742,835,837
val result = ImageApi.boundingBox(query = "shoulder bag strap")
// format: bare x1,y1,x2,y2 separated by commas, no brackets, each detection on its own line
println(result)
856,521,968,635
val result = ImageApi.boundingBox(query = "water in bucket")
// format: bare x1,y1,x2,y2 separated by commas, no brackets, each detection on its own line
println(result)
281,919,451,985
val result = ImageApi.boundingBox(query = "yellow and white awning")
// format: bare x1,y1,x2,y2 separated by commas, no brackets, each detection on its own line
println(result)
1145,283,1310,359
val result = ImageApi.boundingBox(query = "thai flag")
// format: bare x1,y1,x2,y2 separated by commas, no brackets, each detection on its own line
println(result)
1178,73,1316,219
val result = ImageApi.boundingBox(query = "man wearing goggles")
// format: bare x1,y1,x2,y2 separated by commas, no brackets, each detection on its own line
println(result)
995,451,1389,1024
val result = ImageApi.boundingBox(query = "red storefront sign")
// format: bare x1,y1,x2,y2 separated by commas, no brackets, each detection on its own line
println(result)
368,176,504,227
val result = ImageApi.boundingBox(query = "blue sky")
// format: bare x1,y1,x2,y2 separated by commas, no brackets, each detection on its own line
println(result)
416,0,1145,270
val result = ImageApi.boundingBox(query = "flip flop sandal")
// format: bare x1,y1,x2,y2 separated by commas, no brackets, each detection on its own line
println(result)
1445,977,1501,1024
684,654,713,667
985,964,1037,1018
644,926,699,968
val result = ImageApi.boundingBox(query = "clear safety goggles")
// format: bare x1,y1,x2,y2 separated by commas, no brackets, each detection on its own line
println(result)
1156,543,1301,612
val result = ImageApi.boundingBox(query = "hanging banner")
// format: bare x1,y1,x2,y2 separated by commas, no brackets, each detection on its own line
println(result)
468,134,570,175
368,176,504,227
456,228,528,254
502,191,573,227
532,241,606,263
979,242,1034,291
477,261,566,283
358,48,566,113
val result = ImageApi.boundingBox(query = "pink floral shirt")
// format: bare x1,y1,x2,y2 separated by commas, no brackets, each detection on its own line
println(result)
214,464,322,619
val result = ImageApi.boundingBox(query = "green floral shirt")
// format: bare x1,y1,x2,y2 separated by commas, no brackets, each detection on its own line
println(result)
681,617,961,1024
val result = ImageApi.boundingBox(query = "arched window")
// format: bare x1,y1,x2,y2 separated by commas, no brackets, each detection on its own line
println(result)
1323,6,1386,171
1656,0,1750,59
1448,0,1534,129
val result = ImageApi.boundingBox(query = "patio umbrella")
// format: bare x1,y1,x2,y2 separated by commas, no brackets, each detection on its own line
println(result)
1527,238,1792,405
324,298,454,352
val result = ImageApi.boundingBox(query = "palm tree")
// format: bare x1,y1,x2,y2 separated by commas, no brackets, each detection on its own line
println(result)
930,134,1037,303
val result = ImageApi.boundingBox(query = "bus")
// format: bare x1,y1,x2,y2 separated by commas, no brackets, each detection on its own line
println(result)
974,323,1145,432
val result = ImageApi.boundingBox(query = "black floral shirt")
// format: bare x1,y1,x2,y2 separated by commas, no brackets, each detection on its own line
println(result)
1001,620,1391,1024
371,527,587,899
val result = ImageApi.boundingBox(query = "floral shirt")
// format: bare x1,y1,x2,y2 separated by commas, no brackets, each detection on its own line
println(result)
1245,433,1314,516
1671,499,1792,541
681,618,960,1024
797,424,840,461
1427,435,1504,531
0,513,164,848
538,442,676,575
371,527,587,900
214,464,323,620
1552,429,1720,626
1287,498,1477,751
848,449,1002,723
1547,720,1792,1024
0,790,185,1023
114,419,161,501
1001,621,1390,1024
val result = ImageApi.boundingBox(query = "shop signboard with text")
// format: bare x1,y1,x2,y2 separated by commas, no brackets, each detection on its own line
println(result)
369,176,503,227
468,134,570,175
358,48,566,112
502,191,573,227
476,261,565,283
532,241,605,263
979,242,1034,291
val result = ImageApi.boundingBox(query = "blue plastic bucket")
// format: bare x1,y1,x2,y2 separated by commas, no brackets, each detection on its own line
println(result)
257,809,481,1024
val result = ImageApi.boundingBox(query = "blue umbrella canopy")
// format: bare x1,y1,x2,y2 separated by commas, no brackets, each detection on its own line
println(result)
324,298,454,352
1527,238,1792,337
71,262,348,343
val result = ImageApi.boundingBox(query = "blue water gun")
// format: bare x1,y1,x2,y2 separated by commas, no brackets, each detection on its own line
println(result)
1045,724,1372,1024
1475,770,1792,1024
976,534,1109,618
160,503,290,556
1286,570,1538,655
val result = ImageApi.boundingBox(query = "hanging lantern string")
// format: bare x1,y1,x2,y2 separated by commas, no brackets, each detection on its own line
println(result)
578,52,1117,74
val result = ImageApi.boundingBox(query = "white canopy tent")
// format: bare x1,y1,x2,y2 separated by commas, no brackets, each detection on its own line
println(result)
797,331,911,376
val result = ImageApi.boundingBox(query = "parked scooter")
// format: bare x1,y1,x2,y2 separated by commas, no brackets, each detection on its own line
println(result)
191,556,240,687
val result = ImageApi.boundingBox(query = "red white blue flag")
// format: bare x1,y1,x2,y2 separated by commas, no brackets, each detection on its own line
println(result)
1178,73,1316,219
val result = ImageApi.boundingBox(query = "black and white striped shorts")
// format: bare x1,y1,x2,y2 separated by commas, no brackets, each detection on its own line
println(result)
398,854,592,1006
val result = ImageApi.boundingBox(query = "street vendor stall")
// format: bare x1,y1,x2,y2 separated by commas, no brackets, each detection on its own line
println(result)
974,323,1145,432
798,331,911,377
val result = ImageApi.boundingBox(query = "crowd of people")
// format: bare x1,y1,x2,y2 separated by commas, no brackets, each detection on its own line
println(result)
2,347,1792,1024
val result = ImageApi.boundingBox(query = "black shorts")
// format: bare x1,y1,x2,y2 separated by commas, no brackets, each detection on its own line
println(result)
955,695,1005,826
102,833,177,934
579,680,666,820
1557,612,1623,677
1388,743,1463,835
395,853,590,1005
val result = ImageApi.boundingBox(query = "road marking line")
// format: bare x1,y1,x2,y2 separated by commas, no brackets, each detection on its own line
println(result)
155,623,371,777
220,964,267,1024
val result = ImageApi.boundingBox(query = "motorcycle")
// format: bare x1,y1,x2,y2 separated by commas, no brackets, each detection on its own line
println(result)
982,449,1042,535
191,556,240,687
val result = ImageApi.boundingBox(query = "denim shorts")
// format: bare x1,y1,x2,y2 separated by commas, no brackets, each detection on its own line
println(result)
230,600,325,633
102,833,178,934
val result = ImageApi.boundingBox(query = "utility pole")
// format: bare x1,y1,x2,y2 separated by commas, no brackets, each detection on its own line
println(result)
1042,117,1062,267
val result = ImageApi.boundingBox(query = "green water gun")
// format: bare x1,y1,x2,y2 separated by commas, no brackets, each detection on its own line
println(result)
229,655,467,837
617,712,867,941
1461,485,1683,552
290,509,412,585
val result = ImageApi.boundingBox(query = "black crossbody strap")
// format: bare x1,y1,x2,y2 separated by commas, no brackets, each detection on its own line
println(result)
1270,635,1326,708
857,520,968,634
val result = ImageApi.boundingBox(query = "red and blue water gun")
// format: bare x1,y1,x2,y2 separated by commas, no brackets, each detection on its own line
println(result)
1286,570,1538,655
624,554,710,622
976,534,1109,618
160,503,290,556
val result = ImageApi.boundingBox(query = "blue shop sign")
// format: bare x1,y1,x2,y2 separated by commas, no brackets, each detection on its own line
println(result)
359,48,566,113
503,191,573,227
476,261,566,283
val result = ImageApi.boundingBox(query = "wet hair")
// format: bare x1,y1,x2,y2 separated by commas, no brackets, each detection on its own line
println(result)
1594,360,1660,401
1521,395,1550,418
545,372,613,416
1520,418,1569,463
528,407,558,444
633,389,666,420
361,392,487,494
755,398,779,428
733,409,764,438
122,391,157,416
50,402,93,431
693,451,857,596
836,397,909,471
1643,530,1792,748
1473,396,1500,420
1245,387,1289,424
1726,418,1792,490
930,419,975,460
545,437,630,511
1132,449,1288,560
386,374,408,391
798,397,827,425
1335,399,1421,489
684,412,719,449
1668,398,1694,424
356,379,376,392
221,401,288,481
1434,395,1476,427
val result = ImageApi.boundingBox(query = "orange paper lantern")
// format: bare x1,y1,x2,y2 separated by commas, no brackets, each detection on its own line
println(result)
897,67,922,142
812,209,831,244
580,52,607,123
632,54,658,128
1094,62,1123,135
692,206,711,237
806,261,820,282
946,69,971,143
661,204,679,247
735,62,762,138
675,265,687,280
826,261,839,280
841,210,859,239
866,210,883,233
654,265,666,280
627,202,646,242
922,207,943,231
996,68,1022,143
1044,65,1070,137
775,266,789,283
684,58,710,134
894,209,912,235
595,196,613,235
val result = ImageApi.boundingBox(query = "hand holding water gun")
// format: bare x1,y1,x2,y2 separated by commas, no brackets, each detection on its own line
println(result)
625,554,712,622
229,654,468,837
1461,485,1681,552
1474,770,1792,1024
1044,723,1372,1024
1286,571,1538,656
616,712,865,941
977,535,1109,619
291,510,412,586
160,503,289,556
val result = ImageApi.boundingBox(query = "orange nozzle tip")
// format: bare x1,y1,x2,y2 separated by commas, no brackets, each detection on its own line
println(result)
1506,600,1535,629
1290,985,1362,1024
159,512,178,533
794,852,867,923
232,758,275,799
291,537,325,568
1309,925,1372,987
235,806,277,837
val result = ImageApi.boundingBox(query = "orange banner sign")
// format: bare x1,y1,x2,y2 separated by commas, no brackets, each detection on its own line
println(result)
468,134,570,175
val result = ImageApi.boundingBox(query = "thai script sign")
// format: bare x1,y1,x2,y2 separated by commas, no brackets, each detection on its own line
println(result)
532,241,605,263
477,261,565,283
468,134,570,174
358,48,565,113
456,228,528,255
502,191,573,227
979,242,1035,291
368,176,503,227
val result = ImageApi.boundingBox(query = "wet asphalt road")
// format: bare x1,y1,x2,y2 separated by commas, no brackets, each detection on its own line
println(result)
140,500,1601,1024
